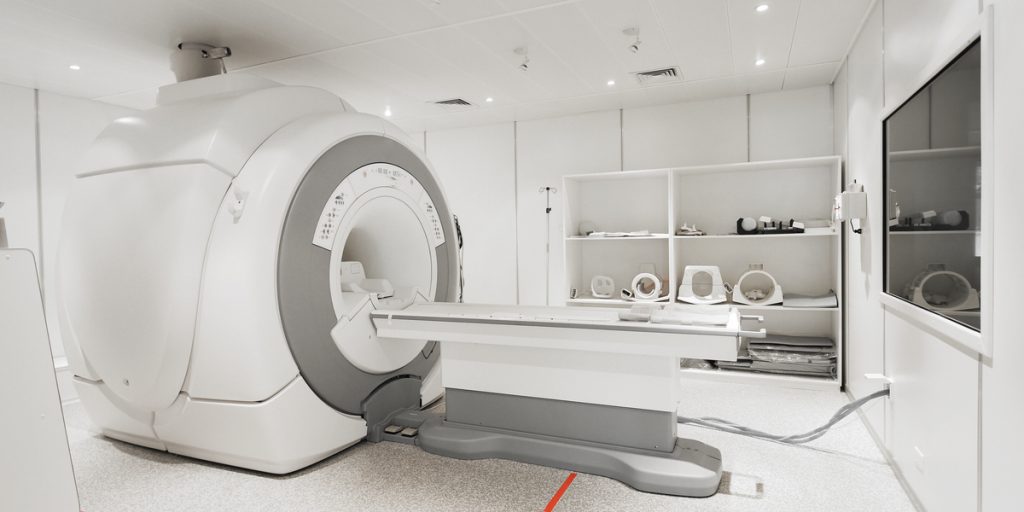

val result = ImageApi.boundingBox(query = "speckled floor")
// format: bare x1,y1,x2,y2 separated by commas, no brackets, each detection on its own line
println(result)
65,379,916,512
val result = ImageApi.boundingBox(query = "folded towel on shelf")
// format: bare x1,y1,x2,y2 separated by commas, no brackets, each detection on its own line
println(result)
782,292,839,308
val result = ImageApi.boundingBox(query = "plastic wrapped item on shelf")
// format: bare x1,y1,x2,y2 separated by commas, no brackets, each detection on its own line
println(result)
681,359,715,370
676,223,706,236
586,230,652,238
717,334,838,378
748,349,836,364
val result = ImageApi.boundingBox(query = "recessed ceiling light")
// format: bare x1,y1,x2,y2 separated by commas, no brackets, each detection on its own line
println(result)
69,64,81,71
755,58,766,66
607,80,616,86
384,106,392,117
485,97,494,103
756,3,769,12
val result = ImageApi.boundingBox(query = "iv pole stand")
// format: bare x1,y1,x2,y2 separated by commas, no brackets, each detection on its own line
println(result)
539,186,557,306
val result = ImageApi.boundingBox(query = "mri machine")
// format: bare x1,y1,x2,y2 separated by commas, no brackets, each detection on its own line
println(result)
56,74,759,497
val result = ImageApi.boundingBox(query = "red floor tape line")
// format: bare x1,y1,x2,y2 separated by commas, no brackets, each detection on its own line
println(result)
543,472,577,512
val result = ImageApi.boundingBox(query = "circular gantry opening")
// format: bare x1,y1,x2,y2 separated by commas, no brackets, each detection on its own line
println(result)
340,196,433,296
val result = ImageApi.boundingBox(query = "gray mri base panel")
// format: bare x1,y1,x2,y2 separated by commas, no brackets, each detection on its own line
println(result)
413,416,722,497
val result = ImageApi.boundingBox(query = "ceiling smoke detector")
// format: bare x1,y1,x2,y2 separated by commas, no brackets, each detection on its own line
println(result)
632,67,681,85
514,47,529,71
431,98,476,112
623,27,641,54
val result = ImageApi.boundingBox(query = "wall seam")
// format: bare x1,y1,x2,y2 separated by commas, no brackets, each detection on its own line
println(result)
746,94,752,162
619,108,624,171
33,88,44,300
513,121,521,304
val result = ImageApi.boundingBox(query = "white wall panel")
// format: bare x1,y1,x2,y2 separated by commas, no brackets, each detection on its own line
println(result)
515,111,620,305
0,83,39,256
884,310,979,512
982,1,1024,510
883,0,982,110
38,92,136,358
843,3,887,439
750,86,834,161
622,96,747,169
425,123,517,304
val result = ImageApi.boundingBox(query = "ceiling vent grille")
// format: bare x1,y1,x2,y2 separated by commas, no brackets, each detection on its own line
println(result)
432,98,475,111
632,67,681,85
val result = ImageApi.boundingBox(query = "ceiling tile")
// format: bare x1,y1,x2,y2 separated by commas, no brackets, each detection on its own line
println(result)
339,0,448,34
789,0,873,67
514,3,620,93
25,0,343,70
457,16,586,99
577,0,678,82
255,0,395,45
495,0,578,10
410,0,508,24
648,0,734,81
405,26,546,103
726,0,801,74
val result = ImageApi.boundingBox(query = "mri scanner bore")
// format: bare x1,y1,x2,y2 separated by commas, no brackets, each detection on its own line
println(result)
56,74,762,497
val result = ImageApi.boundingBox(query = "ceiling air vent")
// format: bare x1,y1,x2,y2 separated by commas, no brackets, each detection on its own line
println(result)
431,98,475,112
632,67,681,85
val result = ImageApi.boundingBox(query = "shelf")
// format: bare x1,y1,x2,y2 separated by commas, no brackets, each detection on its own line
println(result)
565,155,845,387
888,230,979,236
672,303,840,313
567,295,671,305
567,296,632,305
679,368,839,391
673,227,838,240
888,146,980,161
671,155,842,176
566,234,670,241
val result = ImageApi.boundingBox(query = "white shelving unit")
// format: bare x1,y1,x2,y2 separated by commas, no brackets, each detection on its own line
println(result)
562,156,844,390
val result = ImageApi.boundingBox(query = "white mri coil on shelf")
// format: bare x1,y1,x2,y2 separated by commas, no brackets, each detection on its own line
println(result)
732,266,784,306
678,266,727,305
903,267,980,312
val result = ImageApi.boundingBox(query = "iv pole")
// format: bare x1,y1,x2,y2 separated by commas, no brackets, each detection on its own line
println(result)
539,186,557,306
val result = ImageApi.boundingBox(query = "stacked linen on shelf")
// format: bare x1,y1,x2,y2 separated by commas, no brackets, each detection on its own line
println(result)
716,335,836,378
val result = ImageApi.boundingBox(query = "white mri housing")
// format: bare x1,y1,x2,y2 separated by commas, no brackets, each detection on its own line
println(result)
57,74,456,473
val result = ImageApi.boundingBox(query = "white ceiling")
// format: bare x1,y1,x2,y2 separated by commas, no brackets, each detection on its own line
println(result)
0,0,872,131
